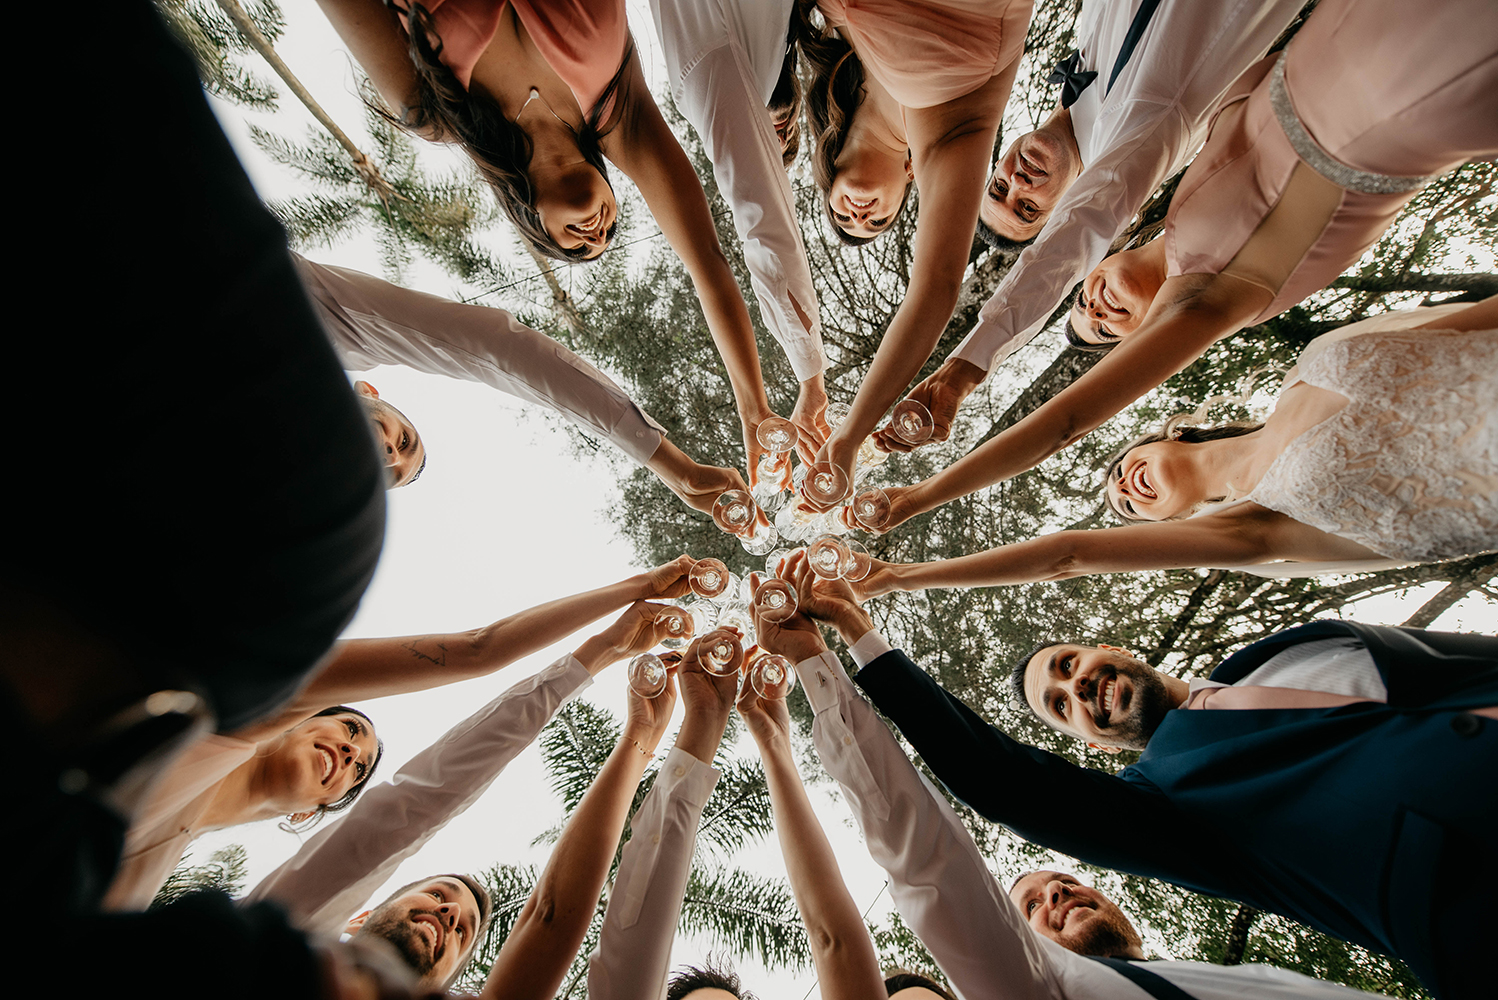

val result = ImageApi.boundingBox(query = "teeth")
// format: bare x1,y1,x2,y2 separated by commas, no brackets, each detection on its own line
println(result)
1101,286,1121,310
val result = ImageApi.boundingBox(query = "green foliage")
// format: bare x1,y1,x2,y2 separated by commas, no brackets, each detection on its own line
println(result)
155,0,286,110
150,844,250,909
679,867,810,970
869,907,948,987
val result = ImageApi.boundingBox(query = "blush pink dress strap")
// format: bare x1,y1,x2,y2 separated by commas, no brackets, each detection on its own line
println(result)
816,0,1030,109
1164,0,1498,323
402,0,629,116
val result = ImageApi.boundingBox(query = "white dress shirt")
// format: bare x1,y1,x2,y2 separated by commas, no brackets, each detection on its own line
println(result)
649,0,826,382
296,256,668,465
1188,637,1388,703
587,746,721,1000
245,653,593,935
952,0,1303,372
794,632,1386,999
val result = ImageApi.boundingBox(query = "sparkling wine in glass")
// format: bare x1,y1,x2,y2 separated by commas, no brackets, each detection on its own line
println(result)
889,399,935,446
699,628,745,677
749,653,797,700
851,487,891,531
689,558,730,599
712,490,759,536
752,578,798,623
627,653,669,698
775,501,812,543
800,461,851,507
807,533,851,580
825,401,851,430
756,416,798,455
656,605,695,650
764,547,795,579
856,435,889,472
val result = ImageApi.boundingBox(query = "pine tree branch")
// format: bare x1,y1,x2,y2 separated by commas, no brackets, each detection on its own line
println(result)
215,0,401,204
1400,554,1498,629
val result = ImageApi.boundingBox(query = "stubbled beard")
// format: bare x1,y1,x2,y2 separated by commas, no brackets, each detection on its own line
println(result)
1060,905,1142,958
359,907,436,977
1092,661,1175,750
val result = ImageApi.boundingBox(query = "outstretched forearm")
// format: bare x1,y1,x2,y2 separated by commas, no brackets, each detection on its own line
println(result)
483,734,655,1000
758,735,885,1000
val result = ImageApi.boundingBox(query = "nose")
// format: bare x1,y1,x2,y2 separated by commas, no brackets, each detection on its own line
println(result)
436,902,458,930
339,741,359,767
1047,879,1073,906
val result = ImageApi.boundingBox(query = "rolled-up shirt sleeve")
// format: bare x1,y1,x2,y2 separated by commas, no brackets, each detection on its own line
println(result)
655,0,826,383
245,654,593,937
296,255,667,464
795,643,1056,1000
587,746,720,1000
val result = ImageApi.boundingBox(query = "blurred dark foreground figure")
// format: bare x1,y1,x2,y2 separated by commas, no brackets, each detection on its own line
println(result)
8,3,399,994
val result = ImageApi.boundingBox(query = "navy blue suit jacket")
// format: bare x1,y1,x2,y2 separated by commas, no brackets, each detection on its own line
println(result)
854,621,1496,999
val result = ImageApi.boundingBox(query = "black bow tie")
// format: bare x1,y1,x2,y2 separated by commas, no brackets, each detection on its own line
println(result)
1048,51,1097,109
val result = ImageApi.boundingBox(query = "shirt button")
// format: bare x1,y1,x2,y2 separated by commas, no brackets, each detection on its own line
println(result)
1451,713,1483,738
674,765,686,777
652,834,660,844
843,736,853,746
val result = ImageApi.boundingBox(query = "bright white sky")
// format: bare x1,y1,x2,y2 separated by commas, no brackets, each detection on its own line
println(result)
190,3,1495,995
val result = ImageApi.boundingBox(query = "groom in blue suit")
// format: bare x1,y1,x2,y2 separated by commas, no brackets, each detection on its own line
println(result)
852,620,1496,1000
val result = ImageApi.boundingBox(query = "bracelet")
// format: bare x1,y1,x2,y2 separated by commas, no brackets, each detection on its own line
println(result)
628,737,651,758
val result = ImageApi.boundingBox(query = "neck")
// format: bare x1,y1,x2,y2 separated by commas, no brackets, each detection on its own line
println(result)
1041,103,1081,166
1191,430,1275,503
851,75,907,149
198,739,288,830
1162,673,1191,710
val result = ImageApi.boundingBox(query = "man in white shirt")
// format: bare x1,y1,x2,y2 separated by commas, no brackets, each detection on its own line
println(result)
648,0,830,448
879,0,1303,449
758,559,1393,999
298,255,752,513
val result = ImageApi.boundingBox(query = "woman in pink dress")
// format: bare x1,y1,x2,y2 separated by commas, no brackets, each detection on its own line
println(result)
863,0,1498,532
317,0,817,475
795,0,1034,502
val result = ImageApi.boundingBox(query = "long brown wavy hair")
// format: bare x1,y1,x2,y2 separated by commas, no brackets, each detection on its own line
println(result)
795,0,911,245
378,1,634,261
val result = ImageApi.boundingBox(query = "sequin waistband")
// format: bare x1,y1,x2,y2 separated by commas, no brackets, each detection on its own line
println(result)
1269,55,1440,195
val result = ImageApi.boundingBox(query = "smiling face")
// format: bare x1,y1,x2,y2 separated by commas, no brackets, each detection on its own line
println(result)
980,128,1080,241
1105,439,1215,521
533,161,617,259
1009,871,1142,957
1069,245,1166,345
271,712,379,811
827,147,912,240
352,877,483,990
354,383,425,488
1023,645,1179,749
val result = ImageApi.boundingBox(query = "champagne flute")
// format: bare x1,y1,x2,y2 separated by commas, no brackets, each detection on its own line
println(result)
699,627,745,677
764,547,795,579
627,653,669,698
800,461,851,507
888,399,935,446
807,533,851,580
712,490,760,537
749,653,797,700
689,558,731,599
775,501,812,543
655,605,695,650
756,416,798,455
825,401,850,430
752,457,791,511
752,577,798,623
855,435,890,471
851,487,891,531
716,603,757,645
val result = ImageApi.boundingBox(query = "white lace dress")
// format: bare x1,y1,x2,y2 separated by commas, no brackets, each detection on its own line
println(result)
1246,308,1497,563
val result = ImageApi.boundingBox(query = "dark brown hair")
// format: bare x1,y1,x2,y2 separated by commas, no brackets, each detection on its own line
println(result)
768,22,803,168
379,1,632,261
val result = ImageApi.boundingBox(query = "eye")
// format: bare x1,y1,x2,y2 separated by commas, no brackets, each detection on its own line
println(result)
345,719,360,738
869,216,891,229
1054,695,1066,717
355,760,368,780
1027,899,1039,914
832,209,852,224
399,431,410,452
1019,201,1038,222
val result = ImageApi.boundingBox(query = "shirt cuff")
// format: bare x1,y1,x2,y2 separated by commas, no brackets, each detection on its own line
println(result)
848,630,894,670
794,650,848,716
553,653,596,703
654,745,720,803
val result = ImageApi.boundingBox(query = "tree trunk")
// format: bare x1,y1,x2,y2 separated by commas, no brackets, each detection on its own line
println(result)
1401,554,1498,628
522,243,590,337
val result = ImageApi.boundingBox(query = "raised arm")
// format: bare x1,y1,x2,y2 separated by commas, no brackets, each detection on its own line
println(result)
816,79,1010,493
587,637,739,1000
231,557,694,741
607,61,776,482
881,272,1262,526
481,628,681,1000
313,0,424,127
854,507,1383,597
736,631,886,1000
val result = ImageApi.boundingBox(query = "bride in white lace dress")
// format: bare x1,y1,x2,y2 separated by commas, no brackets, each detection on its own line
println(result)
847,297,1496,597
